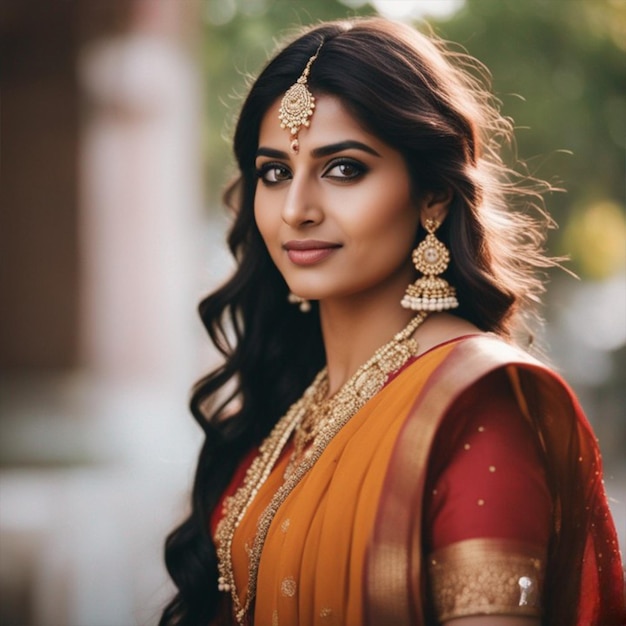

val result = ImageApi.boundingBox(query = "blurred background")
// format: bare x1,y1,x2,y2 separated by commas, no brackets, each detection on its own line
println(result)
1,0,624,624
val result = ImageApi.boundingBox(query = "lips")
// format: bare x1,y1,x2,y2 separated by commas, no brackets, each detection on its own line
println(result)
283,240,342,266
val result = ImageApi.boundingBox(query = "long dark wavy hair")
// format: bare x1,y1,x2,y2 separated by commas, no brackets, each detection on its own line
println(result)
160,17,558,625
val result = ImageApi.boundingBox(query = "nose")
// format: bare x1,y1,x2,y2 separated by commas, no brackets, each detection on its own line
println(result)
281,173,323,228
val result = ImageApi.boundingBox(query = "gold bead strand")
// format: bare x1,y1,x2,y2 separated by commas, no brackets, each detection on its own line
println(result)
215,370,327,615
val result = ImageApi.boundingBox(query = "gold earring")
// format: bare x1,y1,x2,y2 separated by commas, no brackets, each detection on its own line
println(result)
401,218,459,312
278,41,323,154
288,292,311,313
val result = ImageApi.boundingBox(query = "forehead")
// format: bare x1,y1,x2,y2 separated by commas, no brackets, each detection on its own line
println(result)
258,94,386,153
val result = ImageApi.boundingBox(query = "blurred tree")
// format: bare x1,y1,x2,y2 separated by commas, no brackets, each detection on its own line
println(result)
431,0,626,279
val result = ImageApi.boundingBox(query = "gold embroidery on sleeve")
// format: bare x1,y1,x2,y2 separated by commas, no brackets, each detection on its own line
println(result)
428,538,545,621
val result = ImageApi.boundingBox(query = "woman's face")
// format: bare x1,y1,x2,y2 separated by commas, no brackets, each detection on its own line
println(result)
254,94,421,307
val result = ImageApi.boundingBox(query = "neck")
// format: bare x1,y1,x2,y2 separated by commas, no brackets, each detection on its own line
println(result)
319,294,420,396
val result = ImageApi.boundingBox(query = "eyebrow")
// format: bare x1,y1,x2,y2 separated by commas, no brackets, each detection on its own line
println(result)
255,140,382,160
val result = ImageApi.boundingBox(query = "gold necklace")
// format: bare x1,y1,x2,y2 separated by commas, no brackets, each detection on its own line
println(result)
215,312,428,624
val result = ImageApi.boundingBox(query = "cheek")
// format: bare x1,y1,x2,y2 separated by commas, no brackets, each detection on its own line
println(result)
355,196,419,253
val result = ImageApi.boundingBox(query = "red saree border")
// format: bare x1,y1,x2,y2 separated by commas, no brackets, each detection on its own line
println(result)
363,334,625,626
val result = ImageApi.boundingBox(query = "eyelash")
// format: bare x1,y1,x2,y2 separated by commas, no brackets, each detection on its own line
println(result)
323,158,368,181
255,158,368,186
256,162,291,185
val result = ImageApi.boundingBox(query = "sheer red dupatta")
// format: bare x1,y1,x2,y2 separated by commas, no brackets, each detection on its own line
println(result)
512,362,623,625
364,335,624,626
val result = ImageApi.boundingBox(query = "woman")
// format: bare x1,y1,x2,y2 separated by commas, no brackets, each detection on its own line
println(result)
161,17,624,626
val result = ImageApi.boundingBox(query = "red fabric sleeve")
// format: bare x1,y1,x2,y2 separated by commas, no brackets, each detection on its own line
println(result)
426,369,552,552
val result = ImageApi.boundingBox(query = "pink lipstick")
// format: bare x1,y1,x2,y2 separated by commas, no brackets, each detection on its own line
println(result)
283,240,341,266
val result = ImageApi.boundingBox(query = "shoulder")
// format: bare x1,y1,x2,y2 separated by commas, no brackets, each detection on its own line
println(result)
401,317,582,455
414,312,484,356
414,313,542,377
414,313,563,393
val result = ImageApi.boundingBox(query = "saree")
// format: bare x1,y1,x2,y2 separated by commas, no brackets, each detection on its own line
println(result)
215,335,624,625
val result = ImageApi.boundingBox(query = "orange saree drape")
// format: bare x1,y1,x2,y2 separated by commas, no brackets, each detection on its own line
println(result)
213,335,625,625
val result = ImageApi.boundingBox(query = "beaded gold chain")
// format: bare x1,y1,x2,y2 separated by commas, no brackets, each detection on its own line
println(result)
215,312,428,624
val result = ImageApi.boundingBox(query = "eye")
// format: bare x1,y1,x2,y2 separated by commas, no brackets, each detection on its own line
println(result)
256,162,291,185
323,158,367,181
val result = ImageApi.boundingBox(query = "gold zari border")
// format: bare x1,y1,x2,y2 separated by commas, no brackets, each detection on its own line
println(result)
428,538,545,622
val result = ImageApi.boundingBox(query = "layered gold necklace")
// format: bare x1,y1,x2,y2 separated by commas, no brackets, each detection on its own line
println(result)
215,312,428,624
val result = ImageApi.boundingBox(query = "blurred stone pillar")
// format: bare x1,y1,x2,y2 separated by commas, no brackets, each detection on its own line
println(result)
78,0,204,387
68,2,207,622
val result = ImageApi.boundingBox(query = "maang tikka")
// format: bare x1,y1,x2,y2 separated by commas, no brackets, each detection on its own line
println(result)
278,41,324,154
401,218,459,312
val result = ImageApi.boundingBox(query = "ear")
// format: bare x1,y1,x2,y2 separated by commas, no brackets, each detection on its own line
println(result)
418,189,452,228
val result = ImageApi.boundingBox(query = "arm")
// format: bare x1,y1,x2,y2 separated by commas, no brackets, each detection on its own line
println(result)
426,370,551,624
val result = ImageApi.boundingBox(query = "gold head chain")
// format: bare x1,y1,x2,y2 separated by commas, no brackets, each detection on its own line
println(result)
278,41,324,154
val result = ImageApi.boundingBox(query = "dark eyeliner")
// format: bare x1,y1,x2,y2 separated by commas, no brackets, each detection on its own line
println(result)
322,157,368,180
255,161,291,185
